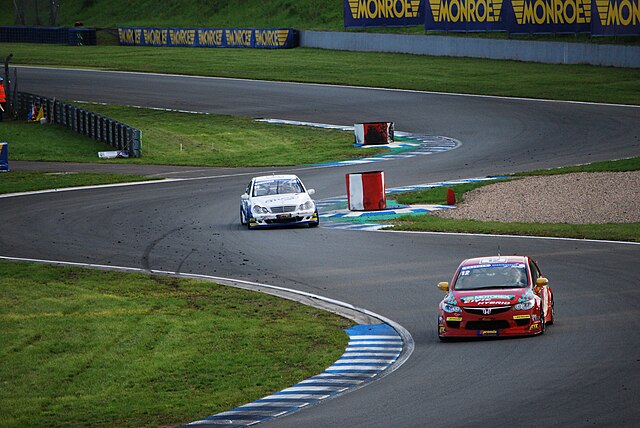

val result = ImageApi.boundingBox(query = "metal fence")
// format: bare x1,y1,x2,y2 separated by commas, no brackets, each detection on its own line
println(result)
16,92,141,158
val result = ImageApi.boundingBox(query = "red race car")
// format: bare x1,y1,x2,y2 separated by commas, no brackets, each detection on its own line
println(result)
437,255,554,340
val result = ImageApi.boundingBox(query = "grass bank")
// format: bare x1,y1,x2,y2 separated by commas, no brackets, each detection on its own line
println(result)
390,158,640,242
3,103,381,167
0,260,351,427
0,171,159,194
4,43,640,105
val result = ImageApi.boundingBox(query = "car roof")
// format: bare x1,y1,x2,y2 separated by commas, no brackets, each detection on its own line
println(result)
253,174,299,183
460,255,528,267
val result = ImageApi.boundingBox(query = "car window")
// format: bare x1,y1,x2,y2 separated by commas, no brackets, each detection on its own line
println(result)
279,179,304,194
454,263,528,290
530,260,541,280
252,179,303,196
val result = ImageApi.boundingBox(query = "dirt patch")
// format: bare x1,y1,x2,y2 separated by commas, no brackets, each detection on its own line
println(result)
433,171,640,224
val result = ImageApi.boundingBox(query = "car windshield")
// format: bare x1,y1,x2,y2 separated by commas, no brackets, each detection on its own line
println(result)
253,179,304,197
454,263,528,290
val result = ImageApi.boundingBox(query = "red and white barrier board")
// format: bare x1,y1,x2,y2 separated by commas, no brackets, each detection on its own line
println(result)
354,122,394,146
346,171,386,211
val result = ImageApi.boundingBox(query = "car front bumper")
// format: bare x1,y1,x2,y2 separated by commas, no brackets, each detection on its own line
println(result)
249,210,318,228
437,310,543,338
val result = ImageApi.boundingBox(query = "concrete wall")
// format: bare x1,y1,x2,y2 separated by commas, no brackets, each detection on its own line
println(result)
299,31,640,68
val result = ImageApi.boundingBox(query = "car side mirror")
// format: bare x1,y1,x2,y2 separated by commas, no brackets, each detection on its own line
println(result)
241,194,249,201
307,189,315,196
536,277,548,287
437,282,449,292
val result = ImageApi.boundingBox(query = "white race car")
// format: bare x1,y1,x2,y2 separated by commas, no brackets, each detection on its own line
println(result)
240,174,319,229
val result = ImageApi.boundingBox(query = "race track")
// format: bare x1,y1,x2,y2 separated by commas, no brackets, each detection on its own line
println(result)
2,67,640,427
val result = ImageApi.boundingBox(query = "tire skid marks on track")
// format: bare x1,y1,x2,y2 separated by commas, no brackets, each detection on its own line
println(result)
185,324,402,427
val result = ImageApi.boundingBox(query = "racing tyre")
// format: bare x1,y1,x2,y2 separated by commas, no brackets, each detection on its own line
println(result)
240,207,247,226
309,210,320,228
547,294,555,325
539,308,546,335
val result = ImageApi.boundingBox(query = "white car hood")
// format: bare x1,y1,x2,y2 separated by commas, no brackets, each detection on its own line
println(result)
251,193,311,207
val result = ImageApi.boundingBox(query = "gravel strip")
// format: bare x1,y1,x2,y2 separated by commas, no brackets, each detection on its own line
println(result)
433,171,640,224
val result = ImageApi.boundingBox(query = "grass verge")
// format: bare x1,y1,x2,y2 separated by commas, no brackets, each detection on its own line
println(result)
390,157,640,242
0,260,351,428
4,43,640,105
0,171,159,194
3,104,383,167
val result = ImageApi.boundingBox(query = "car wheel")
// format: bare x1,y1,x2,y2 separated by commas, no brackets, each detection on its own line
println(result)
240,206,247,225
309,210,319,228
539,308,546,335
547,293,555,325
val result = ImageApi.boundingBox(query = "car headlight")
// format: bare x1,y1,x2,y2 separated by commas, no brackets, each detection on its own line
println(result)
443,303,461,313
514,299,535,311
253,205,269,214
298,200,314,211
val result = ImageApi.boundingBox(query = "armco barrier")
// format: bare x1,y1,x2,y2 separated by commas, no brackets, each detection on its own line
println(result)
0,26,96,45
16,92,141,158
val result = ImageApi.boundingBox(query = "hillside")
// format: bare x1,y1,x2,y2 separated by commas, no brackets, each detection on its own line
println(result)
1,0,345,29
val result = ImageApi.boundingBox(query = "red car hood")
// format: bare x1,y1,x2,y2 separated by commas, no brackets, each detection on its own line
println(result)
451,289,529,307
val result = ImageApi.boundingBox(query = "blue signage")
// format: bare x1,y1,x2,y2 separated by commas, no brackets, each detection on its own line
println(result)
118,28,298,48
344,0,425,27
0,142,8,172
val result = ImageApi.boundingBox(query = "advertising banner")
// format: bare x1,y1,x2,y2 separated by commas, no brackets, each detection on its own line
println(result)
344,0,425,27
423,0,636,34
591,0,640,35
424,0,506,32
505,0,592,34
118,28,298,48
0,142,8,172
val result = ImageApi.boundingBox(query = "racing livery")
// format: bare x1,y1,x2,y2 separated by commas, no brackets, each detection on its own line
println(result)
437,255,554,339
240,174,319,229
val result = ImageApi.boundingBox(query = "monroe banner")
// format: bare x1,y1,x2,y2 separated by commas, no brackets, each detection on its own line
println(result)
342,0,638,34
344,0,425,27
118,27,298,48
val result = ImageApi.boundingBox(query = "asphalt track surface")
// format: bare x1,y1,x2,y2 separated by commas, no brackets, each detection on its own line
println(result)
3,66,640,427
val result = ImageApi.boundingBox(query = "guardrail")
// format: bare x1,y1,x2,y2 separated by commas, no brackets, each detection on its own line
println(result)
16,92,141,158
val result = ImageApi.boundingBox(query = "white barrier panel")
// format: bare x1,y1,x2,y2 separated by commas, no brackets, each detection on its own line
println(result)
346,171,386,211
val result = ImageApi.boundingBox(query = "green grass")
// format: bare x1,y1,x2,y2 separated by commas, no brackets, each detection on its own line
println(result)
390,157,640,241
0,171,159,194
4,0,639,46
2,104,384,167
0,260,351,428
390,215,640,242
1,0,345,30
4,43,640,105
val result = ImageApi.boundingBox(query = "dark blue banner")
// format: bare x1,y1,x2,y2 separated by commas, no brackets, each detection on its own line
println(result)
423,0,637,34
0,143,8,172
344,0,425,27
424,0,506,31
118,28,298,48
591,0,640,35
505,0,593,34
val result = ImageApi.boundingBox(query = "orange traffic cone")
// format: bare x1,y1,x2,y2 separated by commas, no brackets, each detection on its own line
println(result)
446,188,456,205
